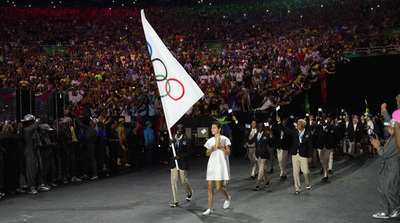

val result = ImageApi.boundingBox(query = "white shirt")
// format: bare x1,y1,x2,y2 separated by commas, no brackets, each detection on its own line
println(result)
246,128,257,148
367,121,374,134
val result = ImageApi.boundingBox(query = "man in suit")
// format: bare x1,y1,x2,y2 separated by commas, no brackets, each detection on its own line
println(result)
348,117,364,157
316,118,336,182
247,123,272,190
275,118,292,179
342,116,351,155
278,117,312,194
169,124,193,208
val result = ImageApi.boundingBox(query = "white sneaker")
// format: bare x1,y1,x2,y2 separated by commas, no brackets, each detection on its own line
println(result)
372,212,389,219
37,185,50,192
390,208,400,218
202,209,213,216
28,188,38,195
71,176,82,183
223,196,231,209
306,185,311,190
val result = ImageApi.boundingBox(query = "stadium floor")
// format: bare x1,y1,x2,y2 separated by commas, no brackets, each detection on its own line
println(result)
0,154,394,223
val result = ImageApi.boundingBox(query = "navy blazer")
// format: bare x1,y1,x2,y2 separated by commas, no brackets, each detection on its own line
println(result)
347,122,363,143
248,132,272,159
169,136,192,170
283,128,313,158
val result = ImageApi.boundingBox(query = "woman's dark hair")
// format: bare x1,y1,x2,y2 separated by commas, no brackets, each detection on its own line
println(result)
212,121,226,135
212,121,221,129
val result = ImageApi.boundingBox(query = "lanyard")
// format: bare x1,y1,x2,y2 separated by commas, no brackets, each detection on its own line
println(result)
298,131,304,143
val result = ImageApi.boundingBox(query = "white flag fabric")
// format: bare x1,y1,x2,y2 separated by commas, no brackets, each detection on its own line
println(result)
141,10,204,129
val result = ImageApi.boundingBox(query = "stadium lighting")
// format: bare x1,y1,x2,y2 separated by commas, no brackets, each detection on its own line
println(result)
321,5,323,8
377,5,380,8
209,3,211,5
244,14,246,16
371,7,373,10
266,9,269,12
122,4,124,6
223,16,226,18
300,15,303,18
288,10,290,13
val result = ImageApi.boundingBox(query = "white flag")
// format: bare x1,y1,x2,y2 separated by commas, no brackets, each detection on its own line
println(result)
141,10,204,129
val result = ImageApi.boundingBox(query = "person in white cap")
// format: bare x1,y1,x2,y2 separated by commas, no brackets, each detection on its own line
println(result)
59,117,81,184
370,103,400,219
38,124,57,188
76,116,99,180
21,114,49,194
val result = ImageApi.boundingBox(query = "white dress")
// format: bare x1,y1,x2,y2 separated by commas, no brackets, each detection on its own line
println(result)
204,136,231,181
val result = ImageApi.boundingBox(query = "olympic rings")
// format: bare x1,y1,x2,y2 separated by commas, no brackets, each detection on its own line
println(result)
152,58,167,82
147,42,153,58
148,52,186,101
165,78,185,101
155,75,171,98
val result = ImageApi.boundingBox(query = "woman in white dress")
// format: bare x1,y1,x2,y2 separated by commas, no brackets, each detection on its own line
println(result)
203,121,231,216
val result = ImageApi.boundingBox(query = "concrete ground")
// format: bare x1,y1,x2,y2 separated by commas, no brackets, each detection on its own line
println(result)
0,154,399,223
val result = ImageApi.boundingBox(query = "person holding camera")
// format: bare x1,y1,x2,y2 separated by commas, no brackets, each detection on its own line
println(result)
370,103,400,219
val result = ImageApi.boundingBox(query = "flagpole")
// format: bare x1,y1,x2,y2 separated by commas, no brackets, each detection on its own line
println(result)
168,127,180,170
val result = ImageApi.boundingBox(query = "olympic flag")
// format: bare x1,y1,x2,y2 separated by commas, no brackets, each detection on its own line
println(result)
141,10,204,129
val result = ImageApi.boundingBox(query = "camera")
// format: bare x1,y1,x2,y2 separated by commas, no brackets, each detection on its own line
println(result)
369,133,377,139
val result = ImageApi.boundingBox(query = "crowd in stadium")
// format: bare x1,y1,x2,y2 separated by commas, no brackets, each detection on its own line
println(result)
0,0,399,120
0,0,400,203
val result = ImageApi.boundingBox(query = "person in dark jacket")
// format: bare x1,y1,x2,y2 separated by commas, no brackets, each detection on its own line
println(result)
348,117,364,157
106,120,121,175
275,119,292,180
76,117,98,180
316,119,336,182
278,117,313,194
128,122,144,170
59,117,81,184
169,124,193,208
248,123,272,191
0,122,23,195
